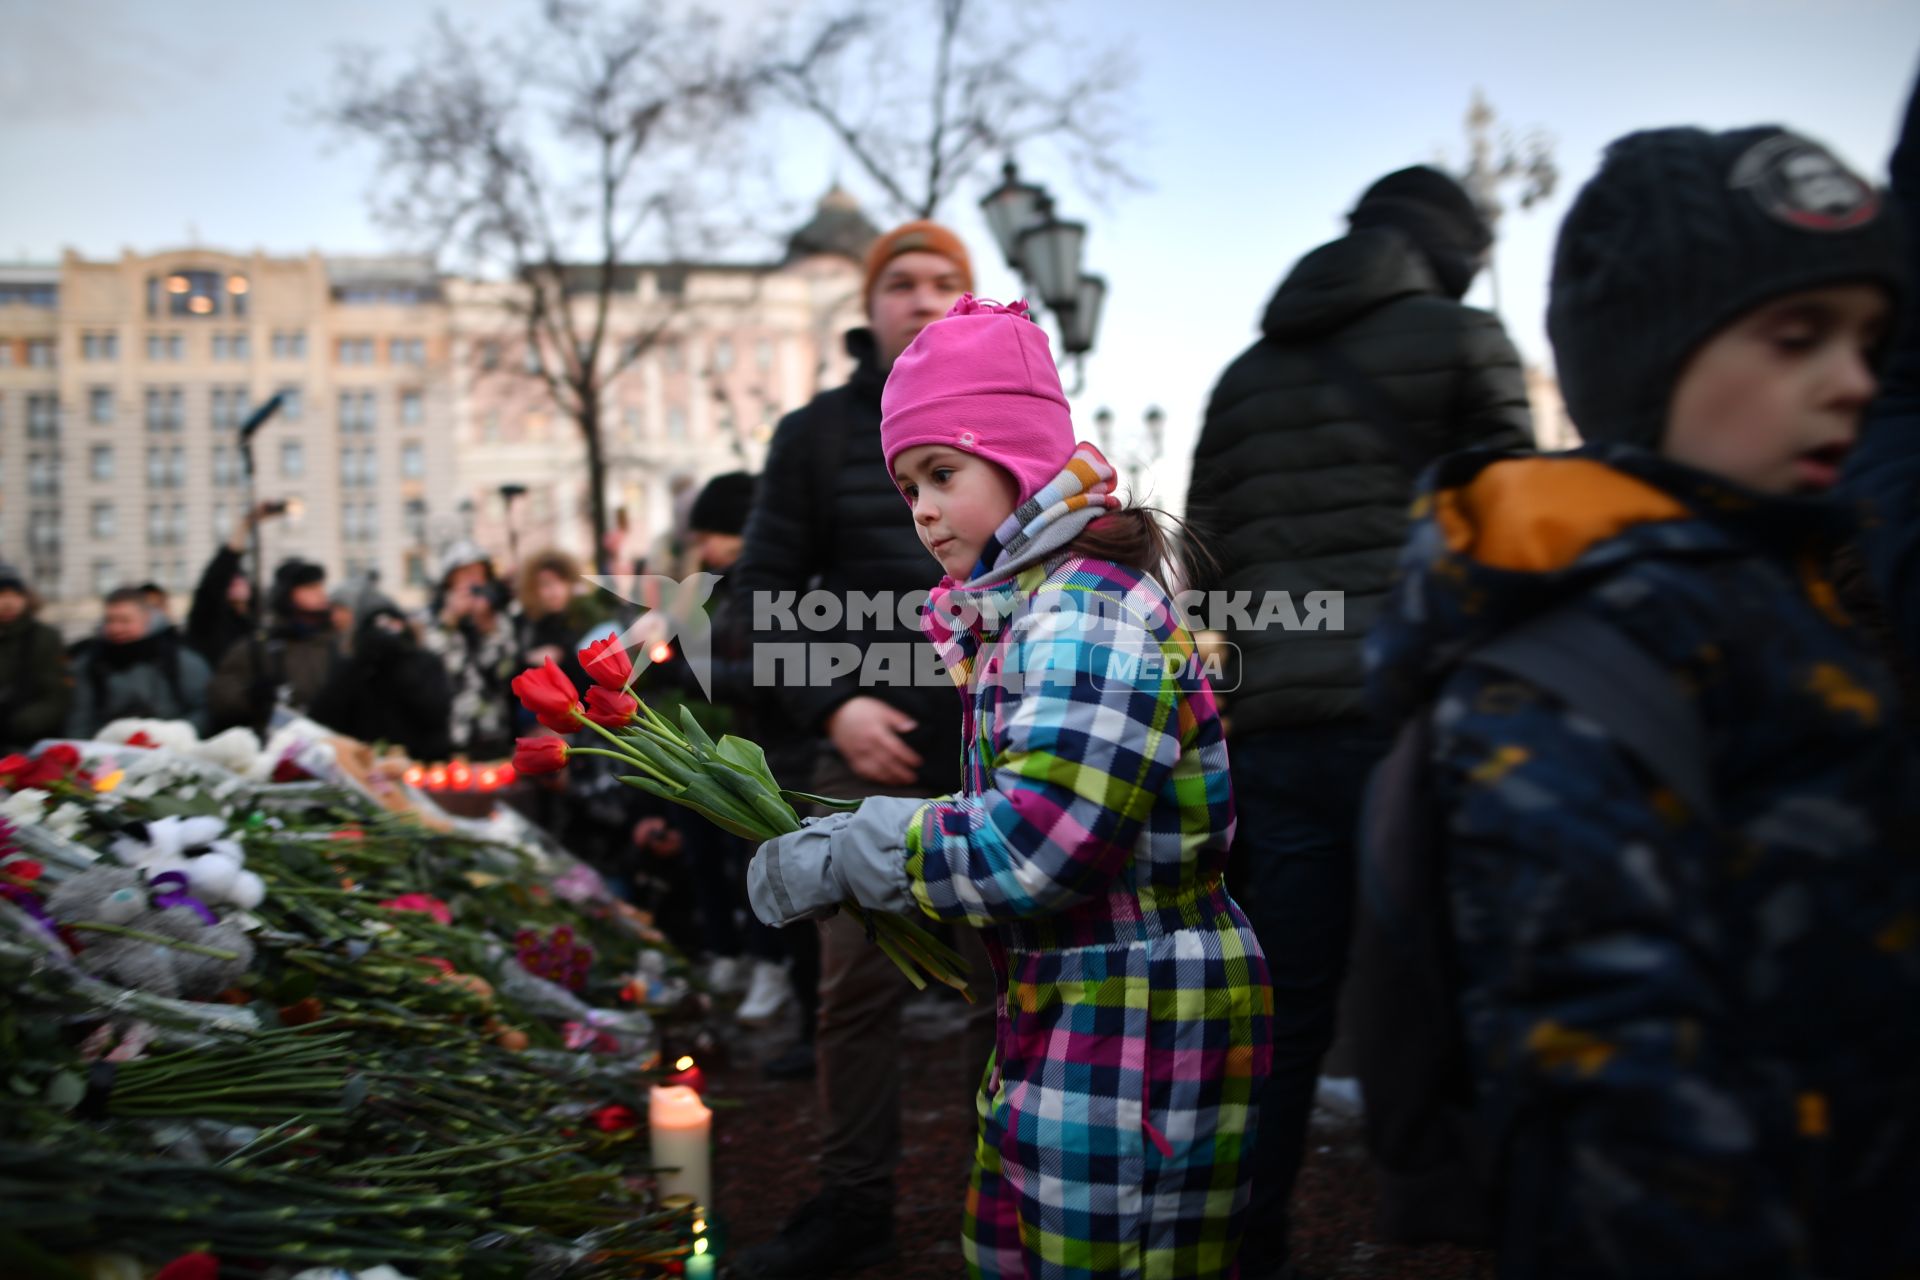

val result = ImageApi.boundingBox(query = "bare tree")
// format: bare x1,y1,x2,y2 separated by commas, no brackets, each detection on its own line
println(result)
311,1,766,572
765,0,1142,221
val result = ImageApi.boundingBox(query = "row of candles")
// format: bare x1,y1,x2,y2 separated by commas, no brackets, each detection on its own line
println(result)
654,1054,716,1277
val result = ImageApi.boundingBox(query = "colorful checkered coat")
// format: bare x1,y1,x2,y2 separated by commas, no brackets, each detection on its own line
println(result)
904,463,1272,1278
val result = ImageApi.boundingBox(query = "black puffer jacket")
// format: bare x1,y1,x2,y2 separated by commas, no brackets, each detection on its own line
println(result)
1186,227,1534,735
735,328,960,792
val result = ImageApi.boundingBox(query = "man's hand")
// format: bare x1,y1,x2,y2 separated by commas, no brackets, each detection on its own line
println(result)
826,696,922,787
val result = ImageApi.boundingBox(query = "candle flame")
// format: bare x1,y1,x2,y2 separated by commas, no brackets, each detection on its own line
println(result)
694,1239,709,1255
675,1055,695,1071
693,1218,706,1234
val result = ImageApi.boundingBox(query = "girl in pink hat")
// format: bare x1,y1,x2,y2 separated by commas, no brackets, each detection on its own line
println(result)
749,297,1273,1279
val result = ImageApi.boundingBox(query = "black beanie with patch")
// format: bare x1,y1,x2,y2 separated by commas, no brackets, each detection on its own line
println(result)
1548,125,1905,448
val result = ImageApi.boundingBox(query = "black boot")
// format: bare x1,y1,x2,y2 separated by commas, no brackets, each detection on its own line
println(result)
727,1191,895,1279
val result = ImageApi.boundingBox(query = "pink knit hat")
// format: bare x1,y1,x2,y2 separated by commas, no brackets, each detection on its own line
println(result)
880,296,1075,506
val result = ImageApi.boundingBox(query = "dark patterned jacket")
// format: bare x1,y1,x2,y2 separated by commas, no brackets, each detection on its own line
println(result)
1368,445,1920,1279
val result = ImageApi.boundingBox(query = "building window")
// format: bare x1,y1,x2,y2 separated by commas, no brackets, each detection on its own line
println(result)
272,330,307,359
212,502,231,541
482,411,502,441
27,453,59,497
478,340,501,371
27,393,59,438
94,560,119,597
26,339,55,368
281,440,305,478
148,505,171,545
278,386,304,421
400,389,423,426
29,509,61,554
145,387,184,433
88,387,114,426
90,445,114,482
92,502,116,540
401,441,425,478
522,344,542,374
338,390,376,435
0,282,57,307
663,341,684,373
151,270,245,318
212,444,238,488
0,344,11,367
713,337,734,373
756,338,773,371
404,498,428,546
83,331,119,361
391,337,425,366
337,337,374,365
146,332,186,362
211,331,250,361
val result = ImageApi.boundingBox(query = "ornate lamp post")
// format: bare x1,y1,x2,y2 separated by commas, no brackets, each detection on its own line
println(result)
979,159,1106,389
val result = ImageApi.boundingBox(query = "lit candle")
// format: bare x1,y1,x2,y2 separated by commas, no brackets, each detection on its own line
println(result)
648,1084,712,1209
666,1054,706,1095
686,1237,715,1280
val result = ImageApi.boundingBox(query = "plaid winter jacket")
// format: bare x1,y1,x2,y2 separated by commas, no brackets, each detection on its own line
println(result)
906,493,1272,1278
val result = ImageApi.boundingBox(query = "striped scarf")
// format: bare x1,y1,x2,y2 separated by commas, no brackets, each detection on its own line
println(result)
921,441,1121,688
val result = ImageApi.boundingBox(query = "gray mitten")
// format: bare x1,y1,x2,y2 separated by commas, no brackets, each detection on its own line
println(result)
747,795,926,927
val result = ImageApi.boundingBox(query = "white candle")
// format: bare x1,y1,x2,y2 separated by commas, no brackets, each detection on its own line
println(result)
648,1084,712,1210
686,1239,716,1280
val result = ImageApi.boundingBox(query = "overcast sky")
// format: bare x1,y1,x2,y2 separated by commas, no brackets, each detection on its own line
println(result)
3,0,1916,511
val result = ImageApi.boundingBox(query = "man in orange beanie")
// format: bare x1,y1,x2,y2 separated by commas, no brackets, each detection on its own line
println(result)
733,220,992,1278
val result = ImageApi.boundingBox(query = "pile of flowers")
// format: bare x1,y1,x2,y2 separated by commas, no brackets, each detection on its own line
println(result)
0,732,709,1278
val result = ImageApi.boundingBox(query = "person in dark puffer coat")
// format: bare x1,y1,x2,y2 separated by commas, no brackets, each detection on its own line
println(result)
1369,122,1920,1280
1184,164,1533,1278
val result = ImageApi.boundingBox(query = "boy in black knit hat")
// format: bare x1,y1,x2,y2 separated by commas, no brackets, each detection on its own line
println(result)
1364,120,1920,1278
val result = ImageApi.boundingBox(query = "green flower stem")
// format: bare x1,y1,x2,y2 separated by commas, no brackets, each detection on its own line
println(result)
572,723,678,786
65,921,241,961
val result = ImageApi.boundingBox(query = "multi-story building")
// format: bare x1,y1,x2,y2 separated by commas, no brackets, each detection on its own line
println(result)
450,185,878,574
0,248,456,634
0,188,880,632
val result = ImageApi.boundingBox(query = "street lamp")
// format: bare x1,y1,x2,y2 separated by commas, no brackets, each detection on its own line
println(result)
1061,274,1106,357
977,157,1107,385
979,161,1051,270
1017,214,1087,314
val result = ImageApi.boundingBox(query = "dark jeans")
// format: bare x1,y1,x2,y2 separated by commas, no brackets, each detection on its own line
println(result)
1227,722,1390,1274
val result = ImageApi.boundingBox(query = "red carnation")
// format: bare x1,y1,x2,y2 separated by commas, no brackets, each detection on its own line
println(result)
513,737,571,776
585,686,639,729
580,634,634,690
512,657,584,731
590,1102,639,1132
154,1254,220,1280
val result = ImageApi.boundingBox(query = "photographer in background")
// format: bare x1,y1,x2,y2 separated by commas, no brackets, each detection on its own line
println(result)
420,543,518,761
187,499,288,668
207,558,340,735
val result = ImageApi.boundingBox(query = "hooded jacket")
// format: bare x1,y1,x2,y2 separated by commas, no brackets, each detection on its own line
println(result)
1368,446,1920,1279
1187,226,1533,735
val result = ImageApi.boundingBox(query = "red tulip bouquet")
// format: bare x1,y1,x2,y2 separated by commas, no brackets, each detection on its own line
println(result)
511,638,971,998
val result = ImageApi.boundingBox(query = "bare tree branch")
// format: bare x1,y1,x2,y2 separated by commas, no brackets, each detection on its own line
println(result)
307,1,772,572
763,0,1143,221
